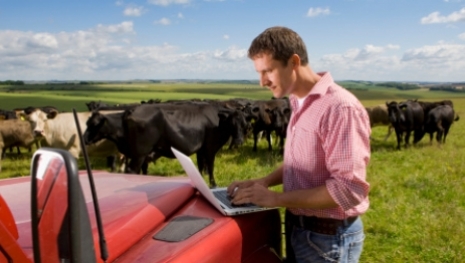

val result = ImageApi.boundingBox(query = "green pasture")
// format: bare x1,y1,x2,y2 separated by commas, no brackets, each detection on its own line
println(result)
1,82,465,262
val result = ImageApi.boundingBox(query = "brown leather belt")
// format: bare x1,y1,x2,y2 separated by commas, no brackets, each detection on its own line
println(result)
286,210,358,235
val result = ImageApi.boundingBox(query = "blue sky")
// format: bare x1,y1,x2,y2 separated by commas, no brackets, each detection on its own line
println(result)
1,0,464,82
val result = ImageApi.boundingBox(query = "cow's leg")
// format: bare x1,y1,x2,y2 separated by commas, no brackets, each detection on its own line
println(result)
383,125,393,142
106,155,116,172
395,130,402,150
429,132,434,145
127,157,145,174
252,131,259,152
443,126,451,144
266,130,273,151
205,156,217,188
436,130,443,144
404,131,411,148
196,153,206,175
141,158,149,175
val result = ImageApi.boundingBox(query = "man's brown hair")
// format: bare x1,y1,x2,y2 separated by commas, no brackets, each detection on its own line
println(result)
248,26,309,66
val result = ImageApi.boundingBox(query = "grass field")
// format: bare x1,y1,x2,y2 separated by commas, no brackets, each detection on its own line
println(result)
1,82,465,262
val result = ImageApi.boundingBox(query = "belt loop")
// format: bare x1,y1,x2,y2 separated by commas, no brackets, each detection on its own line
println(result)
343,218,349,227
298,215,304,228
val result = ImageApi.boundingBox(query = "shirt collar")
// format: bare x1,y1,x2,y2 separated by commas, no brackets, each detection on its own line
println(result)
289,71,334,110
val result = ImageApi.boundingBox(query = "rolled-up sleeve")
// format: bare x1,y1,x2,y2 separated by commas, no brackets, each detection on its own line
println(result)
322,104,371,211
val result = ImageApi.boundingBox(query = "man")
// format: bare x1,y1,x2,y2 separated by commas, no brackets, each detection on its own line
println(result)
227,26,371,263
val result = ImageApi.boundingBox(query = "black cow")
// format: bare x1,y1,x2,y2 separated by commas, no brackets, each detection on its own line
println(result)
386,100,425,150
423,105,459,145
417,99,454,116
0,109,17,120
86,100,109,111
84,110,155,175
122,103,248,187
245,98,291,152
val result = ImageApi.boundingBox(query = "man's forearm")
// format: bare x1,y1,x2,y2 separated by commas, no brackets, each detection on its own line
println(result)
259,164,284,187
274,185,338,209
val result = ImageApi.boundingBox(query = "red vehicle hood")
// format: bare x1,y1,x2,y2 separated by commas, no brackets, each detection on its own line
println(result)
0,171,195,261
1,171,282,263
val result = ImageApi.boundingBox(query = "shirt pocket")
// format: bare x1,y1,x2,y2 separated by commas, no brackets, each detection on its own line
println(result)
289,125,321,171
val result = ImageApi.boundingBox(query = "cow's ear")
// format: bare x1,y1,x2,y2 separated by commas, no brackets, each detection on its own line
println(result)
47,110,59,119
259,105,271,125
218,108,232,120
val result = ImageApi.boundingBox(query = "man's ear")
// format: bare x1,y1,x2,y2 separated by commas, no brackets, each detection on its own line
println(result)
290,54,300,68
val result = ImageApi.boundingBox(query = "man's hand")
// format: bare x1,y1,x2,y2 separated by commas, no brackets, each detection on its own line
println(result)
227,179,278,207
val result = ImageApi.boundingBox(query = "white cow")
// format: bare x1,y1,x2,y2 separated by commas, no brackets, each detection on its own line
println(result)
21,108,121,171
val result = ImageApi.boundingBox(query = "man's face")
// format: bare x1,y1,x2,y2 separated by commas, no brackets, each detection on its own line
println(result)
252,52,295,98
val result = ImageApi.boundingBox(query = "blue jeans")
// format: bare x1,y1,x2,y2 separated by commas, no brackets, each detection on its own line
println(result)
290,217,365,263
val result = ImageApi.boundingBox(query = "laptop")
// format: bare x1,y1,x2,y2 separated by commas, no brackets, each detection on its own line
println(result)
171,147,277,216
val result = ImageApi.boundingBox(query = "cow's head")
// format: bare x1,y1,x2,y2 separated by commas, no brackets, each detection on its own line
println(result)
20,108,58,138
83,111,107,145
219,109,248,146
386,101,406,124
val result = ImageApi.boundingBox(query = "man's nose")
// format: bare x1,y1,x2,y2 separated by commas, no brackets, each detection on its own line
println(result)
260,76,271,87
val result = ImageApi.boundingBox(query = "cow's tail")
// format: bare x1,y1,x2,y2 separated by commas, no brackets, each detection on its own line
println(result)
454,114,460,122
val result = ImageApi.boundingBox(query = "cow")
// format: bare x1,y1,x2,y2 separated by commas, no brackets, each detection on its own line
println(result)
423,105,459,145
1,107,50,156
365,104,393,141
20,108,121,171
85,100,109,111
0,119,36,172
417,99,454,117
386,100,425,150
83,110,152,175
0,109,17,120
121,102,248,187
245,98,291,152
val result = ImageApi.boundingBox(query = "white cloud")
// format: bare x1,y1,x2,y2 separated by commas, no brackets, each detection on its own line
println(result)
1,21,464,82
459,32,465,40
421,8,465,24
316,43,465,81
402,43,465,62
154,18,171,25
95,21,135,34
147,0,191,6
223,34,229,40
0,23,253,81
307,7,330,18
124,6,145,17
178,12,184,19
213,46,247,61
115,1,124,6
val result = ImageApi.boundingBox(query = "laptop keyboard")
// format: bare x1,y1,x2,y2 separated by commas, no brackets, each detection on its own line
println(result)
213,190,259,209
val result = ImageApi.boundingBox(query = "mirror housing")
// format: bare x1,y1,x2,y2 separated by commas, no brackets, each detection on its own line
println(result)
31,148,96,263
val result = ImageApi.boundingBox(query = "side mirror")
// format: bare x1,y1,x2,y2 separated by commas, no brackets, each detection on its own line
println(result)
31,148,96,263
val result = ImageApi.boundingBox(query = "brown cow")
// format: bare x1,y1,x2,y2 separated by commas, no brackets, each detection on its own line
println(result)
0,119,37,172
365,104,393,141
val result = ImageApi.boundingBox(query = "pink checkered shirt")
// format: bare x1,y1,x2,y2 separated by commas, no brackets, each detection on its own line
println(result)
283,72,371,220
